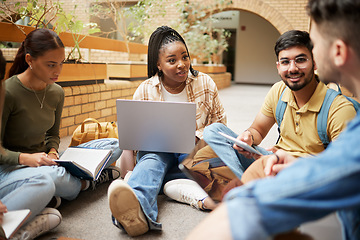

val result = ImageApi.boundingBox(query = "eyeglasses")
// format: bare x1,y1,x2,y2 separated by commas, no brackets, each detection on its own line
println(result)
277,57,310,71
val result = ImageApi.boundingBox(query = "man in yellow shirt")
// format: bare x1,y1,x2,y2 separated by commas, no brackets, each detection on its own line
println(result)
164,30,357,211
202,29,356,180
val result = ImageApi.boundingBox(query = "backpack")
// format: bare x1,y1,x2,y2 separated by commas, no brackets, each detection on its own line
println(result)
69,118,118,147
275,86,360,149
182,140,236,202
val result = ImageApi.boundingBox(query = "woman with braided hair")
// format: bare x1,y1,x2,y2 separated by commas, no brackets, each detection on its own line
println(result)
108,26,226,236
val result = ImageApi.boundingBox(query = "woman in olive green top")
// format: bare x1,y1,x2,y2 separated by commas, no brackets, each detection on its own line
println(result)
0,29,70,239
0,46,60,240
1,28,83,200
1,29,121,239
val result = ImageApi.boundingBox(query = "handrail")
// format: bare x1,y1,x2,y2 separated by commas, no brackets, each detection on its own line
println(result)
0,22,148,54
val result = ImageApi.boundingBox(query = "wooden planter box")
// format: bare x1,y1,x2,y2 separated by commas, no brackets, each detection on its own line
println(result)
57,63,107,87
193,64,227,74
107,62,147,81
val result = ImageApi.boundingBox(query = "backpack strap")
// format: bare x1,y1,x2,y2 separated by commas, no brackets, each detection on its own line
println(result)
275,88,287,127
332,83,360,111
317,88,340,148
275,88,287,143
318,87,360,148
344,96,360,112
275,85,359,149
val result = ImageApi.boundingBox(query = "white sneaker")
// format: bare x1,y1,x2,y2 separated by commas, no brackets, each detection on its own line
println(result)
11,208,62,240
123,171,132,182
163,179,208,210
108,180,149,237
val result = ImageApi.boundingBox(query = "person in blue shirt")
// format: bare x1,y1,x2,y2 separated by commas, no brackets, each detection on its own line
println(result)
187,0,360,239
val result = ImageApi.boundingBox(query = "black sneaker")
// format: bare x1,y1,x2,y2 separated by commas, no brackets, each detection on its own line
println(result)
46,196,61,209
91,165,121,189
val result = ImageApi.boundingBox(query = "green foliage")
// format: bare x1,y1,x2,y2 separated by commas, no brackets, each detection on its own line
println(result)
174,0,233,64
0,0,100,62
126,0,232,64
126,0,167,43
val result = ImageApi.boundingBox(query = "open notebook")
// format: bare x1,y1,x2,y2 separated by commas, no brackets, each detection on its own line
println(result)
56,147,112,181
2,209,31,239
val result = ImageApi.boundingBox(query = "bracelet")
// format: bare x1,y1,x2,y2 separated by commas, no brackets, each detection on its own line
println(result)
48,151,59,158
244,129,255,144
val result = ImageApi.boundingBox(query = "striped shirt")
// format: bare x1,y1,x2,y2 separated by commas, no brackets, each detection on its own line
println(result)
133,71,227,139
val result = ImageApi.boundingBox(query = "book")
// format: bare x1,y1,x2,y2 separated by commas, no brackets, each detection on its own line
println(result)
56,147,113,181
2,209,31,239
218,131,262,155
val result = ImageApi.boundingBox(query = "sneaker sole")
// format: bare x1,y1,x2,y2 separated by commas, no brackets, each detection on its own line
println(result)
108,181,149,237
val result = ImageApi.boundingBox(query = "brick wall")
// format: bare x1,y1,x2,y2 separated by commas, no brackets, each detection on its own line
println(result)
57,0,310,40
60,72,231,138
171,0,309,34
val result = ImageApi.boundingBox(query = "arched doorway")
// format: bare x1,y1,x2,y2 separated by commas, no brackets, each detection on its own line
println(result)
211,0,294,84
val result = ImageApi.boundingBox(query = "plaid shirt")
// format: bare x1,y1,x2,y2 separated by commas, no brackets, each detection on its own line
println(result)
133,72,227,139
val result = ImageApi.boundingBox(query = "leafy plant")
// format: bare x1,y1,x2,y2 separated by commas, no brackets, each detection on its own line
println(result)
126,0,168,43
120,0,232,64
0,0,100,62
90,0,131,56
174,0,233,64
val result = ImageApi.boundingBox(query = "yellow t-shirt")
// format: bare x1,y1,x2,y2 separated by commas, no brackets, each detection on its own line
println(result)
261,81,356,158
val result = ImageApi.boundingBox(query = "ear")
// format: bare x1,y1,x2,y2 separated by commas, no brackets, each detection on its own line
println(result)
25,53,32,66
276,61,281,74
313,58,318,71
332,40,348,67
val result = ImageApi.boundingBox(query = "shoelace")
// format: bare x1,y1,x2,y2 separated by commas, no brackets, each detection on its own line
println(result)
179,189,201,209
27,215,49,238
96,169,111,184
91,169,112,189
13,215,48,240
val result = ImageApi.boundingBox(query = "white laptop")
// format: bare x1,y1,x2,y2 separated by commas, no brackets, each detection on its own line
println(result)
116,99,196,153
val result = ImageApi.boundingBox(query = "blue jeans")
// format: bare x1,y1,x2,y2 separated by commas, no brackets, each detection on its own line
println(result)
76,138,122,169
0,164,81,223
125,151,187,230
0,166,55,223
203,123,272,179
0,138,121,223
224,113,360,240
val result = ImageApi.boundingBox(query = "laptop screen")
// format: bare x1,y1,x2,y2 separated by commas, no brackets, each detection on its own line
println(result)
116,99,196,153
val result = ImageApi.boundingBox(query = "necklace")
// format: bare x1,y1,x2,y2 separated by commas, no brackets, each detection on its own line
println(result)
162,80,185,91
28,81,47,109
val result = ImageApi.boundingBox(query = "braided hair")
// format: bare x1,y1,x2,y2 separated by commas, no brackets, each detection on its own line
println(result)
147,26,198,78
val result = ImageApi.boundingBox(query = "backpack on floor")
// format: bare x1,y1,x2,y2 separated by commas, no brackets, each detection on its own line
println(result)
182,140,236,202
